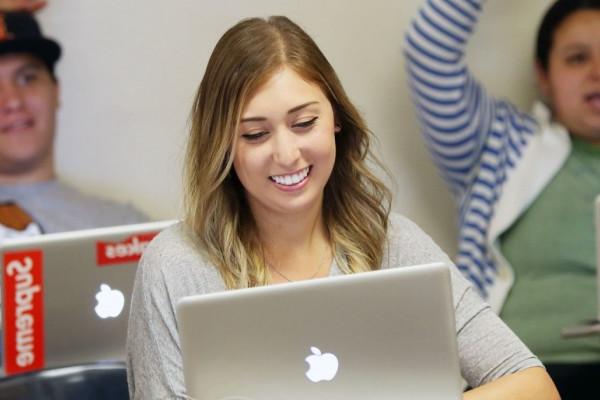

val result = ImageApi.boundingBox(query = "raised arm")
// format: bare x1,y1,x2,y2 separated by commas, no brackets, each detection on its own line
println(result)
404,0,538,202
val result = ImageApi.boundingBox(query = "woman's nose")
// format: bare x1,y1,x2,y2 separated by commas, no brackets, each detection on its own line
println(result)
272,129,301,167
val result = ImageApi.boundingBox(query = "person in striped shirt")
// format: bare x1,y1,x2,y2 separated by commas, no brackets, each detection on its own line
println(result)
406,0,600,397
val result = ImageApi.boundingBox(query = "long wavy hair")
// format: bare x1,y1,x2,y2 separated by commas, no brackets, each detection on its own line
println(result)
184,16,391,289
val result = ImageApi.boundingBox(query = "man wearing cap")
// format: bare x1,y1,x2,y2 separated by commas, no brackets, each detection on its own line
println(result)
0,10,148,240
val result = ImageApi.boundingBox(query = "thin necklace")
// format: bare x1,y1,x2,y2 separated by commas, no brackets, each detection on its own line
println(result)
267,244,330,282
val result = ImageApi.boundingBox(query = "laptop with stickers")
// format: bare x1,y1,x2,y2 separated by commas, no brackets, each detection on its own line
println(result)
177,262,462,400
0,220,175,376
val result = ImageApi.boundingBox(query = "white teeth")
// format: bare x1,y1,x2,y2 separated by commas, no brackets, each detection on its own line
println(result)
271,167,310,186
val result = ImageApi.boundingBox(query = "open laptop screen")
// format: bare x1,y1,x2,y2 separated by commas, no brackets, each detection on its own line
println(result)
177,262,462,400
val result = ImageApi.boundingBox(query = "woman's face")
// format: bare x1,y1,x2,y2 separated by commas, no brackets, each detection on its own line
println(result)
538,9,600,145
233,66,338,220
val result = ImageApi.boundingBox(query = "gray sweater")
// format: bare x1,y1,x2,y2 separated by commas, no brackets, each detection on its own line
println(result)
127,214,542,399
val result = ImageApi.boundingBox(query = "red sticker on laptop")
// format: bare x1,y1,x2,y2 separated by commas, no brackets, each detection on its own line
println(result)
3,250,45,375
96,232,158,266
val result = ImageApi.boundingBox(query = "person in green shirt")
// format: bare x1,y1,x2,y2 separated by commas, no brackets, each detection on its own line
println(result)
406,0,600,397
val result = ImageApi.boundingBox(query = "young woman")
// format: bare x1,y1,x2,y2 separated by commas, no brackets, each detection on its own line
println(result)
127,16,558,399
405,0,600,397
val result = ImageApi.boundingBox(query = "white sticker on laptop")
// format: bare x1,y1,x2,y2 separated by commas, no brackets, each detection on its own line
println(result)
305,346,339,382
94,284,125,319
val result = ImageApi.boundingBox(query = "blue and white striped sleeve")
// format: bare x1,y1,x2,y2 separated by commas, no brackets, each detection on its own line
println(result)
404,0,538,203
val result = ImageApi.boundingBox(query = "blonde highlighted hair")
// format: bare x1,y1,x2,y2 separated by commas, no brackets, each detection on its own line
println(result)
184,16,391,289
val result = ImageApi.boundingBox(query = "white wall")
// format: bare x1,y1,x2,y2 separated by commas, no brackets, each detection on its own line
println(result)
38,0,552,255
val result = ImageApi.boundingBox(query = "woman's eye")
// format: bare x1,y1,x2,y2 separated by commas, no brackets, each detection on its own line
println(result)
566,53,588,65
241,131,268,141
293,117,318,129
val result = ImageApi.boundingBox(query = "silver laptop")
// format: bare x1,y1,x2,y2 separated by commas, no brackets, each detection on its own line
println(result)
1,220,175,377
561,194,600,337
177,262,462,400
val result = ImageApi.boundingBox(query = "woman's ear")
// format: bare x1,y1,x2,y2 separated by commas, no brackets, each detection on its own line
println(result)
334,123,341,133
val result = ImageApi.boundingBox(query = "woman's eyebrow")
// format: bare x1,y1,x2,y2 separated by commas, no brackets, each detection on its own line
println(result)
288,101,319,114
557,43,589,53
240,101,319,123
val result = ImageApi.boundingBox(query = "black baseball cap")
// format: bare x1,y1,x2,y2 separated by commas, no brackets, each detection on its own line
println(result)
0,11,61,74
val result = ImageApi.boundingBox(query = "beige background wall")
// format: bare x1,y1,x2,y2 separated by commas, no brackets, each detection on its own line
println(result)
39,0,552,254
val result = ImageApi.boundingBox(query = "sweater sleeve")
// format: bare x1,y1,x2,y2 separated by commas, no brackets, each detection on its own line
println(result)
386,214,542,387
454,279,543,386
126,225,226,399
404,0,538,203
126,230,189,400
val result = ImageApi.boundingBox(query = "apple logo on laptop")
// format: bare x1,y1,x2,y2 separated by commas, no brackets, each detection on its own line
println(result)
305,346,339,382
94,284,125,319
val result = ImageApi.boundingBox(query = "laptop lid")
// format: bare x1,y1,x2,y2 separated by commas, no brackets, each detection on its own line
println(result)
177,262,462,400
595,194,600,323
1,220,176,376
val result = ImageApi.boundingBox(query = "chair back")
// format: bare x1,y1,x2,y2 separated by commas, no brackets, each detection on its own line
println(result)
0,362,128,400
